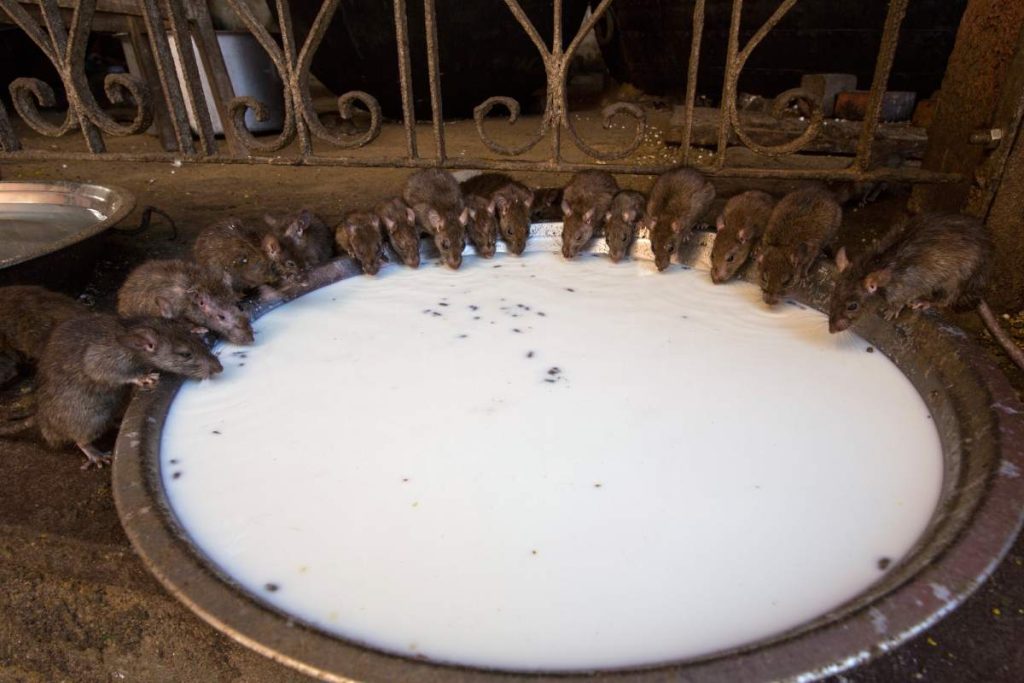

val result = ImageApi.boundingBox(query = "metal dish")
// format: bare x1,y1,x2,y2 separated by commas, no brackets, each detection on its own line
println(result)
112,228,1024,682
0,180,135,268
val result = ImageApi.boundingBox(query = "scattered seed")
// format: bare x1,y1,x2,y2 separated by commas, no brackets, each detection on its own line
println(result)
877,557,891,570
526,351,535,358
432,311,442,317
211,430,221,435
537,311,546,317
566,287,575,292
172,471,182,480
265,583,279,592
438,302,449,307
547,367,561,376
457,334,468,339
512,328,522,333
866,346,875,353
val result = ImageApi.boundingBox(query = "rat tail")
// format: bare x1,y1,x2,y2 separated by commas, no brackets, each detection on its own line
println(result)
977,300,1024,371
0,414,35,436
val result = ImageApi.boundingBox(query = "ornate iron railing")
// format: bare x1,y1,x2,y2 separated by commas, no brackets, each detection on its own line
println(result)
0,0,961,184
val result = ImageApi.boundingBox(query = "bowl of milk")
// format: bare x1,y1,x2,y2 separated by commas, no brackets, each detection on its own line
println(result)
113,227,1024,682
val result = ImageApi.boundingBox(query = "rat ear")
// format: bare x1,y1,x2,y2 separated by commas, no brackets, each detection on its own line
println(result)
561,200,571,216
835,246,850,273
261,234,282,259
120,327,159,353
458,207,471,226
190,325,209,336
381,214,396,230
370,214,382,229
190,290,214,314
286,210,313,239
715,214,725,231
467,207,478,220
863,268,891,293
605,211,613,223
525,193,534,209
427,209,443,230
671,219,682,234
155,296,175,319
405,206,416,224
262,213,279,228
623,209,636,222
583,208,595,223
493,195,506,212
757,250,765,264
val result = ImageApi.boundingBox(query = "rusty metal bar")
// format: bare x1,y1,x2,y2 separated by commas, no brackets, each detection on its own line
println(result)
422,0,445,162
139,0,195,155
715,0,744,169
855,0,910,171
276,0,312,157
550,0,563,162
187,0,242,156
392,0,418,158
163,0,217,155
681,0,706,165
127,15,176,151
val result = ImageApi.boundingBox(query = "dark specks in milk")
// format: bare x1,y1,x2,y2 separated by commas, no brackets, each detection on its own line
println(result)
877,557,892,571
172,471,183,480
211,429,221,435
265,582,280,592
526,351,535,359
866,346,875,353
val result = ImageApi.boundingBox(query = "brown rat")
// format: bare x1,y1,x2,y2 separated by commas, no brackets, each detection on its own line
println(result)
644,168,716,272
117,259,254,345
404,169,469,269
757,185,842,305
603,190,645,263
0,286,88,380
561,170,619,259
193,217,284,293
531,186,564,222
827,212,1024,371
710,190,775,284
376,196,421,268
263,209,334,270
463,194,499,258
335,210,386,276
461,173,534,255
0,314,222,469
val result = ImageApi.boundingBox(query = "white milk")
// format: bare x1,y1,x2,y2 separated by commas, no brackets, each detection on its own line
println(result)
161,246,942,672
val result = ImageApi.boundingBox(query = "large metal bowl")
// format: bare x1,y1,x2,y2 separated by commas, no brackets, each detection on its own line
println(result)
112,227,1024,682
0,181,135,289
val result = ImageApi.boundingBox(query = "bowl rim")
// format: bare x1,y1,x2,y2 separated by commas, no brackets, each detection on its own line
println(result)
0,180,136,270
112,231,1024,683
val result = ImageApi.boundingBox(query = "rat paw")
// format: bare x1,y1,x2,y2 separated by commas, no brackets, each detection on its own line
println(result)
132,372,161,391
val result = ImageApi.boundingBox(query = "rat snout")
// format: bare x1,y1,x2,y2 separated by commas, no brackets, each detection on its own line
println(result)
829,317,851,334
363,259,381,276
609,250,623,263
199,355,224,379
763,291,780,306
655,254,671,271
230,323,255,345
444,252,463,269
711,267,726,284
561,241,575,259
407,251,421,268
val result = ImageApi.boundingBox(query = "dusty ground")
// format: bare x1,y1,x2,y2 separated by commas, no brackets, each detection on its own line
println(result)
1,122,1023,682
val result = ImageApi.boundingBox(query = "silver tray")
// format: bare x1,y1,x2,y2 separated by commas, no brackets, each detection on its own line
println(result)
0,181,135,270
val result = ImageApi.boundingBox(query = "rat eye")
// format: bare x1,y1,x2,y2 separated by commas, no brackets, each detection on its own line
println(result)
441,239,451,249
218,314,227,322
620,233,628,242
240,257,248,265
725,253,735,263
846,301,860,312
782,275,793,286
177,350,193,360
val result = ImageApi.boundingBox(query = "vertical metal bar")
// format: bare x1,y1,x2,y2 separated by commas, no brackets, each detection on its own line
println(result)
140,0,195,154
163,0,217,155
422,0,445,162
128,15,176,151
715,0,743,169
275,0,310,157
393,0,418,159
551,0,563,163
187,0,242,156
681,0,705,165
855,0,910,171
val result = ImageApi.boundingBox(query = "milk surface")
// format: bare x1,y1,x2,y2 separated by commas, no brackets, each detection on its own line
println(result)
161,246,942,672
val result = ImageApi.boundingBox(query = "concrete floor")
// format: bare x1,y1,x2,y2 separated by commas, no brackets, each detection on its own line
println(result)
1,137,1022,682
